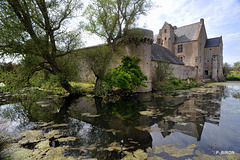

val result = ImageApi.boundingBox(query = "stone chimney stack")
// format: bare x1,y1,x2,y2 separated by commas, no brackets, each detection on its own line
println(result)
200,18,204,24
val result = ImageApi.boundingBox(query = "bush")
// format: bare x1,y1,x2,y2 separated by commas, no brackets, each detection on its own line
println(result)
172,78,182,85
226,75,240,81
103,56,147,92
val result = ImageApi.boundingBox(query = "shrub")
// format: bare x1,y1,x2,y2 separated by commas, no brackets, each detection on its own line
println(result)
226,75,240,81
172,79,180,85
103,56,147,92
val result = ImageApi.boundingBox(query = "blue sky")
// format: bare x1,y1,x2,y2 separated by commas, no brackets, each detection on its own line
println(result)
83,0,240,65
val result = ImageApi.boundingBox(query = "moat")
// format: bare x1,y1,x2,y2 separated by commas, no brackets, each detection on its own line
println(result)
1,82,240,159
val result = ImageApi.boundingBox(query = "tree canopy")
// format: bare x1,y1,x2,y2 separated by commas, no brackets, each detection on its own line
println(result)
0,0,83,94
83,0,152,46
233,61,240,71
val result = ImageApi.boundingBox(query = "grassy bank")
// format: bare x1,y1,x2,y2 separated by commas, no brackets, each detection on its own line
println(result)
153,78,205,92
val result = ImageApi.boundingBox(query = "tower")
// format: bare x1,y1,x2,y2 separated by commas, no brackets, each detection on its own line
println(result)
123,28,154,92
157,22,175,52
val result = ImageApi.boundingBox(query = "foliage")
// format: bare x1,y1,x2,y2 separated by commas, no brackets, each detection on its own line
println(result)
233,61,240,71
104,56,147,92
222,62,232,77
83,45,113,96
172,79,182,85
154,78,204,92
83,0,152,46
155,61,173,81
226,75,240,81
0,0,83,94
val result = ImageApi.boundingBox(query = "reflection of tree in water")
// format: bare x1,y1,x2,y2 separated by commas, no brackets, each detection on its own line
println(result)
98,96,146,126
68,96,153,150
0,104,30,135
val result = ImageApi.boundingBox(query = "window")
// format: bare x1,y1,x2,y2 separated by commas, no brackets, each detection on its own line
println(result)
179,56,184,62
177,44,183,53
205,70,208,75
165,37,167,41
157,38,161,44
164,29,167,33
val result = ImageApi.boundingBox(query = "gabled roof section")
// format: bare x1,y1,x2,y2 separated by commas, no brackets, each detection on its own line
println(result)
151,44,184,65
205,37,221,47
174,22,200,43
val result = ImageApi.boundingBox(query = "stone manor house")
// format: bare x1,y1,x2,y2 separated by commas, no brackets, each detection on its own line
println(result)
156,18,225,82
80,18,225,92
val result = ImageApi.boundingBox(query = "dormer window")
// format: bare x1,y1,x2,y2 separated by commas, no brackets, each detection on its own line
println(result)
164,29,167,33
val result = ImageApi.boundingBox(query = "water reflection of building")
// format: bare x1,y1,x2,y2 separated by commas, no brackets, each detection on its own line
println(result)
155,89,223,141
65,87,223,151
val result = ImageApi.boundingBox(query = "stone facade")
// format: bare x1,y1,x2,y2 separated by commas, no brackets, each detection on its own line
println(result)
157,18,225,81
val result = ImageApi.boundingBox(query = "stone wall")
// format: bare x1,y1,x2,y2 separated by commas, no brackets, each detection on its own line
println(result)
170,64,197,79
173,41,198,66
151,61,197,81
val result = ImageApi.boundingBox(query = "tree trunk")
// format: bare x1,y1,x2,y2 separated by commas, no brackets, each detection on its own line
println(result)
59,78,76,95
95,77,103,97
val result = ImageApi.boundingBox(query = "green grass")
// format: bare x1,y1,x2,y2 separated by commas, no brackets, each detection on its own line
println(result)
154,78,204,92
69,82,94,94
70,82,94,89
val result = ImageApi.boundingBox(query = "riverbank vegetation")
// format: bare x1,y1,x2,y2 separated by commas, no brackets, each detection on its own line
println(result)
154,78,204,92
153,61,204,92
223,62,240,81
0,0,84,95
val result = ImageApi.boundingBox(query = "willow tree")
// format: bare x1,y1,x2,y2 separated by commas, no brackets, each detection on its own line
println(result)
0,0,82,94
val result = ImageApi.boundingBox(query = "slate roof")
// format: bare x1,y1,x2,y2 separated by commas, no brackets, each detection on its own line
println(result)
205,37,221,47
174,22,200,43
151,44,184,65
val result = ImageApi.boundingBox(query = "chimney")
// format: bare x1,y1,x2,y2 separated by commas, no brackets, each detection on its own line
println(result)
200,18,204,24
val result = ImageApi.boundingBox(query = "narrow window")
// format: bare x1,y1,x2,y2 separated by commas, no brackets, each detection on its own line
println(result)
165,37,167,41
164,29,167,33
177,44,183,53
205,70,208,75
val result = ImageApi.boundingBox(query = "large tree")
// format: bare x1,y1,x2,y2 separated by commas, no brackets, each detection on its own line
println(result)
84,0,152,46
0,0,82,94
83,0,151,96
